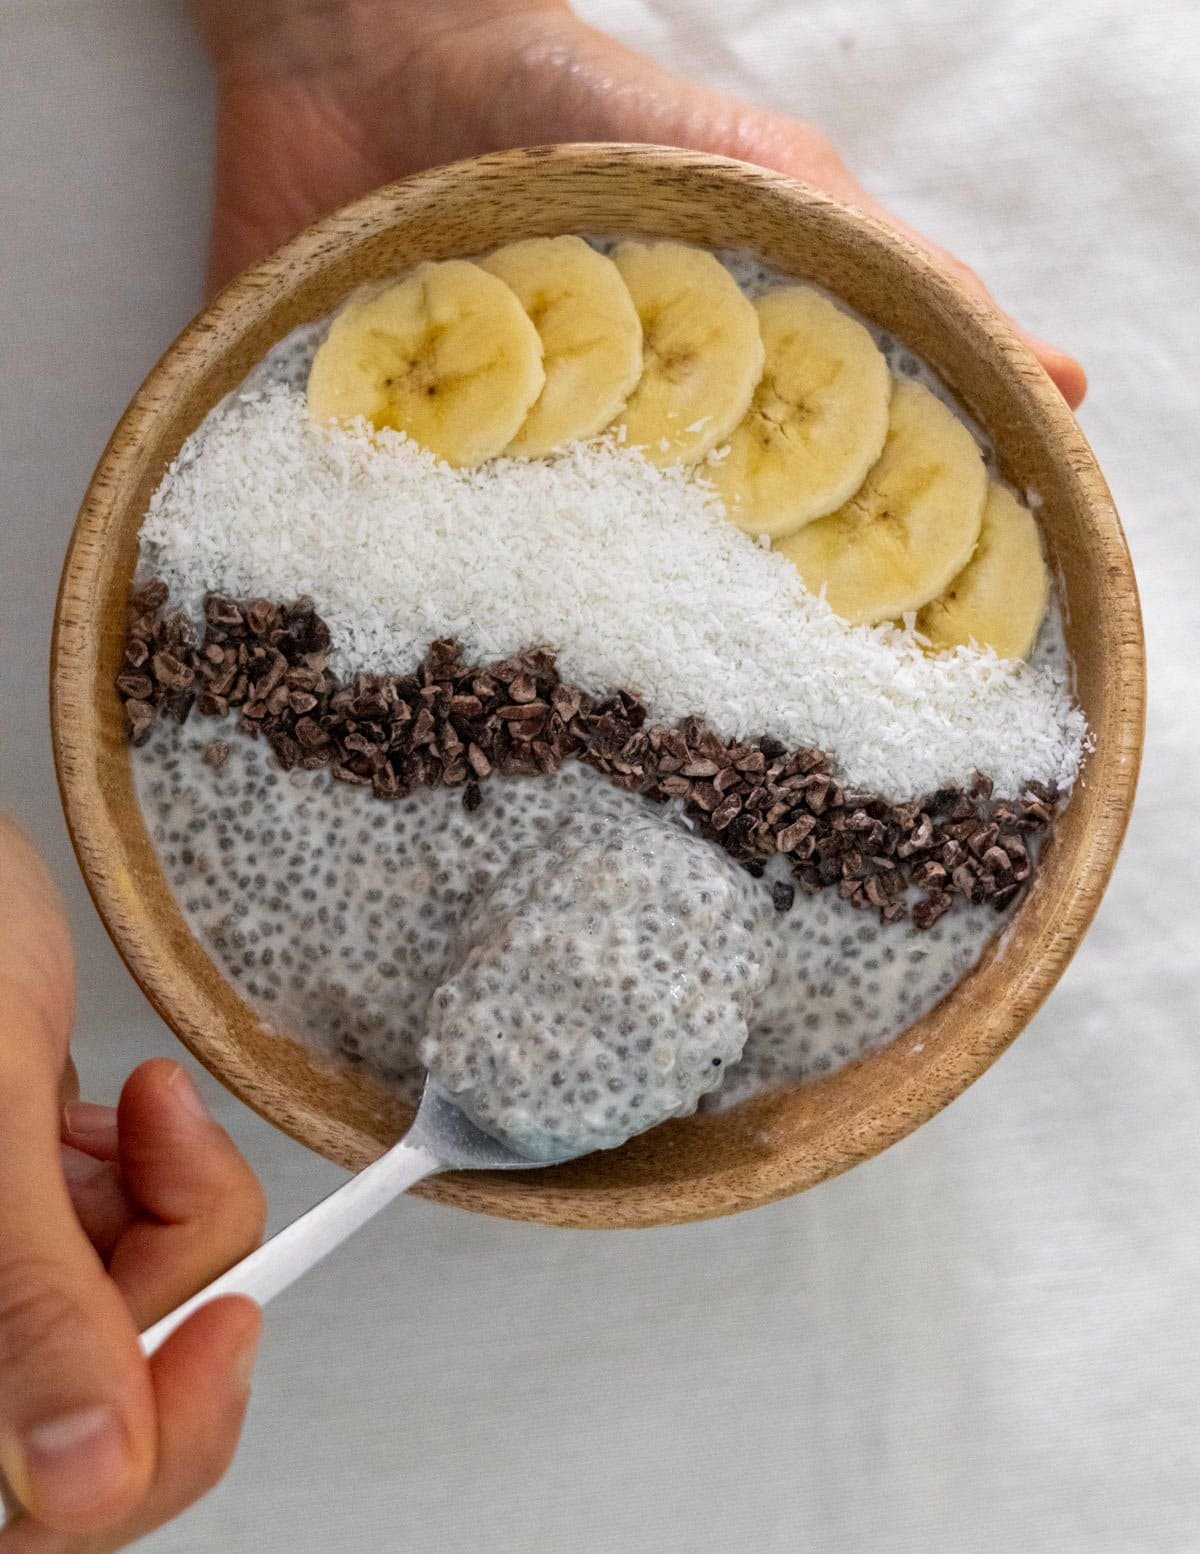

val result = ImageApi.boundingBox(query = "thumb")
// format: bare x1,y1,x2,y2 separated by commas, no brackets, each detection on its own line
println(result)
0,820,156,1535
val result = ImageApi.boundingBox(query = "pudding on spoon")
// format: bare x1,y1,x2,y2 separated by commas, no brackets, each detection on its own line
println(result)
421,807,772,1160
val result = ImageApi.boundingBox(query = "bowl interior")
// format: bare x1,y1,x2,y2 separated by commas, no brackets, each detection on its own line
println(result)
52,145,1144,1227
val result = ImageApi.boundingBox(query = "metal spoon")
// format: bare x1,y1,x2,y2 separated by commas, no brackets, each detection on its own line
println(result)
139,1079,576,1355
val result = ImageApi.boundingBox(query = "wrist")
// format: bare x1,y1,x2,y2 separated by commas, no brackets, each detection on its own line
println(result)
194,0,572,84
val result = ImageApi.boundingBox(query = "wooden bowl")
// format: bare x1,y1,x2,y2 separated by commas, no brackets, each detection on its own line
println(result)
52,145,1144,1228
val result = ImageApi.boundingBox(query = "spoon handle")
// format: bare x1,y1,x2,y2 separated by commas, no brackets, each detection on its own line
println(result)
140,1137,442,1355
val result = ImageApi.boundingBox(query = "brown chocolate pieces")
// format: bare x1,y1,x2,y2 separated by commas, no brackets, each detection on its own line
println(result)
116,585,1060,929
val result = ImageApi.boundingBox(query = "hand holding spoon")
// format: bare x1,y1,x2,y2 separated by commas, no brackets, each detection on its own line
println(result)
0,1083,582,1533
0,809,764,1531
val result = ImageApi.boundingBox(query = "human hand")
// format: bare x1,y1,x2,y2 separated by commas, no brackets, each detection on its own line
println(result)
0,818,265,1553
196,0,1085,406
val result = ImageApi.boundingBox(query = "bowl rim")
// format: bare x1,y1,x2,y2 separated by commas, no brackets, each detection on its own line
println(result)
51,143,1145,1228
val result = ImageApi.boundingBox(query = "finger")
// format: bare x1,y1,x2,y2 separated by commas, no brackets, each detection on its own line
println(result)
907,236,1088,409
853,196,1088,408
1021,334,1088,409
58,1151,136,1262
61,1105,119,1165
0,1299,261,1554
0,821,156,1535
128,1297,261,1538
107,1062,266,1329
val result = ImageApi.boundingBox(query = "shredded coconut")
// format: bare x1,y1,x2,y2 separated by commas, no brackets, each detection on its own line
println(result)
141,386,1086,800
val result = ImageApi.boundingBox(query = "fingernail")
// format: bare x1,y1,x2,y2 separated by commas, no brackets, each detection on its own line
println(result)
20,1406,130,1517
60,1143,108,1187
232,1329,261,1398
168,1066,210,1123
1021,330,1078,370
62,1100,119,1154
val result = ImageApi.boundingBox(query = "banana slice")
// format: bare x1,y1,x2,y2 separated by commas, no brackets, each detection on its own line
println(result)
708,287,891,538
776,378,987,624
479,236,643,457
611,241,764,465
916,482,1049,659
306,260,545,467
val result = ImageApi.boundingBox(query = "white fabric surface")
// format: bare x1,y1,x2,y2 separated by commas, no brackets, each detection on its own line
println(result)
2,0,1198,1548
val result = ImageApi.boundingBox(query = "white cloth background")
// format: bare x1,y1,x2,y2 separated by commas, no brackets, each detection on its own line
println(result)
2,1,1198,1548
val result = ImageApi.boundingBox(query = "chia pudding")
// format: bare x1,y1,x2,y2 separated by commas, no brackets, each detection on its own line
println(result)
119,237,1087,1156
135,713,1025,1120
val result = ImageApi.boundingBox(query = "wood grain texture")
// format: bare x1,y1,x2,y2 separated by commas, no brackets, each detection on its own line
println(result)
51,145,1144,1228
